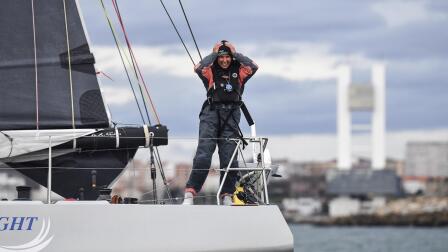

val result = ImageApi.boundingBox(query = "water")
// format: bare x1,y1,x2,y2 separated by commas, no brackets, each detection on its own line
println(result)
290,224,448,252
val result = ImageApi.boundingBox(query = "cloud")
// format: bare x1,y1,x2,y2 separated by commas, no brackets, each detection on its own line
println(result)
80,0,448,61
241,42,375,82
92,42,376,83
92,45,195,79
100,85,136,106
371,0,447,28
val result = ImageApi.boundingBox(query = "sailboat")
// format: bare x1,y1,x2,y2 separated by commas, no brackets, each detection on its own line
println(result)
0,0,293,251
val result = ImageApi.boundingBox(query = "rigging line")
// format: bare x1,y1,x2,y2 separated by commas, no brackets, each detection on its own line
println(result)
154,146,173,202
99,0,147,124
159,0,196,66
111,1,168,201
9,134,243,141
96,71,114,81
131,153,137,198
99,2,134,74
62,0,75,131
178,0,202,61
110,0,151,125
31,0,39,130
112,0,161,125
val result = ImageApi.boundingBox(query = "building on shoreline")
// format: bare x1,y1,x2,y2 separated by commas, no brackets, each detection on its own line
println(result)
403,142,448,196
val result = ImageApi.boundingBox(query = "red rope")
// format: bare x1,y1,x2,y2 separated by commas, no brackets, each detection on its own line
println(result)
111,0,161,125
96,71,114,81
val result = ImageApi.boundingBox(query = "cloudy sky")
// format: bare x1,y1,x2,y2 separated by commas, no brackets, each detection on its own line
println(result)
77,0,447,160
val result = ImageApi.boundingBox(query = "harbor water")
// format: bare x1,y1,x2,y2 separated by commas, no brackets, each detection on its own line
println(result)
290,224,448,252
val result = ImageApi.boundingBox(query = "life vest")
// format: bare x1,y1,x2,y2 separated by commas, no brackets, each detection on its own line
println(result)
209,61,243,103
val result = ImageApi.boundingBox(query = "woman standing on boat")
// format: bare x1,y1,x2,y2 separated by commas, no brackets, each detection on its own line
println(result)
183,41,258,205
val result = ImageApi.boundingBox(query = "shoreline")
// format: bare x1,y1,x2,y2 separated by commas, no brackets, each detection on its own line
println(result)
286,211,448,227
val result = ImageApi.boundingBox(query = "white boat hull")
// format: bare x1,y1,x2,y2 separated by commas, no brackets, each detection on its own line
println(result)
0,202,293,252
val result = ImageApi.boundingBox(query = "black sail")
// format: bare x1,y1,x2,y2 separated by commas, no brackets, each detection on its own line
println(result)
0,0,109,130
0,0,169,200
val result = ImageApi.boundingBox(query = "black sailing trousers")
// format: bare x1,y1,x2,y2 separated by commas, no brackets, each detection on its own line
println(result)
186,103,241,195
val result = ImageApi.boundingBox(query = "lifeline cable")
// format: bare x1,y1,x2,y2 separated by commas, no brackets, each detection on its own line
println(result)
0,166,237,171
99,0,147,125
178,0,202,61
159,0,196,65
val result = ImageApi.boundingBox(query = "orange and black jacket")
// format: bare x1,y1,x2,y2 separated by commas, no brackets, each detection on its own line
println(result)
194,52,258,95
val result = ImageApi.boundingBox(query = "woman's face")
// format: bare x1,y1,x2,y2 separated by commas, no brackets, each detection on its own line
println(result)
217,55,232,69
